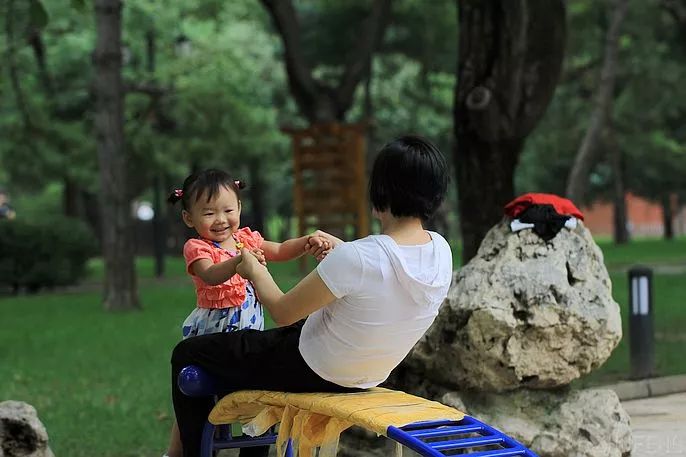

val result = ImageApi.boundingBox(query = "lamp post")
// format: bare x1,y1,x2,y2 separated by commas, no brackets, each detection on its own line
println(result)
628,266,655,379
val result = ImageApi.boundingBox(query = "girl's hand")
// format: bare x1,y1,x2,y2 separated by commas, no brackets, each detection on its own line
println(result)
236,248,268,281
309,230,343,249
305,235,331,261
250,248,267,266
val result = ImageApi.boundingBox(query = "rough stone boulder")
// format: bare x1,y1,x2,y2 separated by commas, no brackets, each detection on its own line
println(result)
0,401,54,457
408,219,622,391
441,388,632,457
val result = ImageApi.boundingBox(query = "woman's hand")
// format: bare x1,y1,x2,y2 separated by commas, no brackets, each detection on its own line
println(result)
305,230,343,261
236,248,268,281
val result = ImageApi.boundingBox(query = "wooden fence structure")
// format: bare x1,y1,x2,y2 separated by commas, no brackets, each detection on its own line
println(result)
282,123,369,270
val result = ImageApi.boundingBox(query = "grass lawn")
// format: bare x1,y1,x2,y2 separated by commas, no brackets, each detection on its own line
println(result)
578,271,686,386
0,263,292,457
596,236,686,270
0,285,195,457
1,237,685,456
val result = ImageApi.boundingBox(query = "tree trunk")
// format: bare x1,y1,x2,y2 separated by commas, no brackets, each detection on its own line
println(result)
152,174,166,278
611,175,630,244
608,120,629,244
662,194,675,240
63,178,83,218
146,28,166,278
454,0,566,264
566,0,628,204
248,158,265,235
82,190,102,243
94,0,139,311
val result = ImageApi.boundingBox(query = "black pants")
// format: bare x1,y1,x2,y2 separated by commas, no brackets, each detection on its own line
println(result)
171,322,355,457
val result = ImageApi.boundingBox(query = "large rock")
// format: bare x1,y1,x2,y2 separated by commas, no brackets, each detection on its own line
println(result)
442,388,632,457
0,401,54,457
408,219,622,391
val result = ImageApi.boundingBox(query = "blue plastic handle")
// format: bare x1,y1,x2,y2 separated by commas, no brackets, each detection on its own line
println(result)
178,365,219,397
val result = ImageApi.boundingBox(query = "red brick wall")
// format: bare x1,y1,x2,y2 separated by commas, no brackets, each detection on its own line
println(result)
581,193,685,237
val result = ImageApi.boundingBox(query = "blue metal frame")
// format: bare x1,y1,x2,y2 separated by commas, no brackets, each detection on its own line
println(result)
179,365,538,457
387,417,538,457
199,422,283,457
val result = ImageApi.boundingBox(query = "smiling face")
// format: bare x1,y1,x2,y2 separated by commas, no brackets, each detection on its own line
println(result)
182,185,241,244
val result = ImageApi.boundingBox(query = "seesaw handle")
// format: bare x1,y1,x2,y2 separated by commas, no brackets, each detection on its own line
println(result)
178,365,219,397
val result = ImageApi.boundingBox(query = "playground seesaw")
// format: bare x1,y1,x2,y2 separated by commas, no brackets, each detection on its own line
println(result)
179,366,538,457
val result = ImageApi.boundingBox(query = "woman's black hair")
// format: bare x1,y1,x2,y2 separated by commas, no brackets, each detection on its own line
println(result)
369,135,448,221
168,169,246,210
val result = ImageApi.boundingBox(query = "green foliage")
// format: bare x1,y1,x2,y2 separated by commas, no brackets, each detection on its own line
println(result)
0,218,98,292
2,0,685,240
1,0,293,216
298,0,457,75
9,182,63,220
70,0,87,12
517,0,686,206
29,0,49,29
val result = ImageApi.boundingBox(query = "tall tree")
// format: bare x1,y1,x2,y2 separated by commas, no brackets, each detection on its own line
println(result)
454,0,566,263
259,0,391,123
94,0,139,310
566,0,629,204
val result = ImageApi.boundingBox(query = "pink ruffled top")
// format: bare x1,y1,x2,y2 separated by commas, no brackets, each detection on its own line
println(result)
183,227,264,309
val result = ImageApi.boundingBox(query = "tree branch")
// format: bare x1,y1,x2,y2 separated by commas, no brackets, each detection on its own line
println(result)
566,0,628,203
660,0,686,24
336,0,392,113
259,0,320,116
5,0,34,130
124,82,167,97
562,57,602,83
27,28,55,100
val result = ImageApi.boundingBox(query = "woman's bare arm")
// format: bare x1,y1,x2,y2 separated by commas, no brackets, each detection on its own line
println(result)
236,249,335,326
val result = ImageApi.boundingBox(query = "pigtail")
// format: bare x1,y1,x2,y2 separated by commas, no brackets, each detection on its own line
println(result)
234,180,246,190
167,189,184,205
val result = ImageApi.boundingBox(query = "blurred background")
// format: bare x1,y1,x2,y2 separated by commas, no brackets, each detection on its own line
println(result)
0,0,685,456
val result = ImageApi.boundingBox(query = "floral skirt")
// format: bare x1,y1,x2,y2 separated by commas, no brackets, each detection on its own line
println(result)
182,282,264,339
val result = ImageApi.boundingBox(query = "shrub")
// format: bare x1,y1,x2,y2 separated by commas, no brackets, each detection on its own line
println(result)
0,217,98,293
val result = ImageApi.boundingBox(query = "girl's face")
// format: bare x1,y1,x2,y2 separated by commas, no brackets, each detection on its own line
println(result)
182,185,241,243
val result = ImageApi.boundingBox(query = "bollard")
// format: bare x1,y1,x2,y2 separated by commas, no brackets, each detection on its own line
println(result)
628,266,655,379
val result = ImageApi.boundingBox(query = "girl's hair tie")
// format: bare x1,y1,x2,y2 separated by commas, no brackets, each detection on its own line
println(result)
234,180,246,189
167,188,185,205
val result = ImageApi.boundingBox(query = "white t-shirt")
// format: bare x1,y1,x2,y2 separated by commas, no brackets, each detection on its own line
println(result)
298,231,453,388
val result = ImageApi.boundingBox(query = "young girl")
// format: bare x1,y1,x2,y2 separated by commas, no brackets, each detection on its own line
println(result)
164,168,330,457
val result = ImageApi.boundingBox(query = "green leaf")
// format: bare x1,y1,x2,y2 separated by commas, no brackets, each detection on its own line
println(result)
71,0,87,12
29,0,49,29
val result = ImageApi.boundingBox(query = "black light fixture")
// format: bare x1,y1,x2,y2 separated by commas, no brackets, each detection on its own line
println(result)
628,266,655,379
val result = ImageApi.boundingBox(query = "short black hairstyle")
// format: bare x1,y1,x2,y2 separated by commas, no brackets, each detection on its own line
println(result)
369,135,448,221
168,169,245,210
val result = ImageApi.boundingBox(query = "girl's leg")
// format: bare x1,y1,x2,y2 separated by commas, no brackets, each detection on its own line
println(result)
166,420,182,457
171,322,352,457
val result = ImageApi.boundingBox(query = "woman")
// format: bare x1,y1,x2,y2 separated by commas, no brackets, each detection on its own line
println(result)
171,135,453,457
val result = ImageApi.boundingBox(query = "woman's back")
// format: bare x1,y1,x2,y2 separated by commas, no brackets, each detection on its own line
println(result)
299,231,453,388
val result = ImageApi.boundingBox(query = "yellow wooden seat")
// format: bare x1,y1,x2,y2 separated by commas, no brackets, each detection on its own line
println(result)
209,387,465,457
